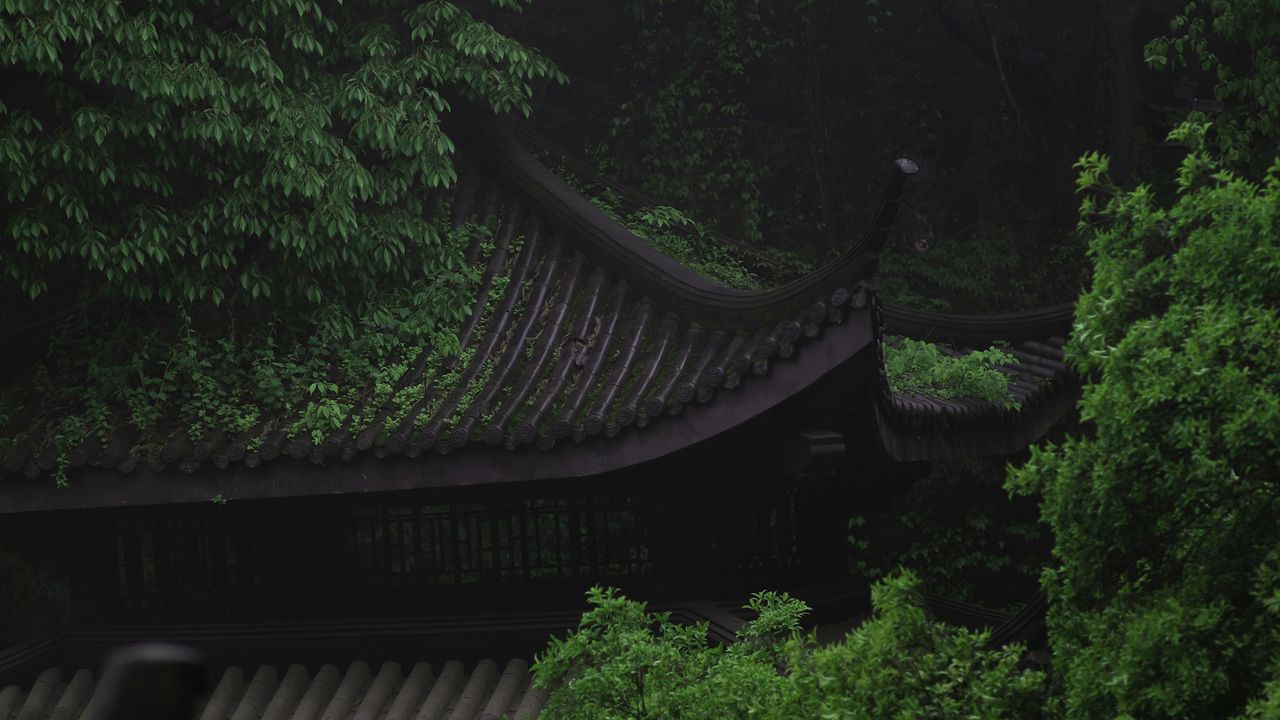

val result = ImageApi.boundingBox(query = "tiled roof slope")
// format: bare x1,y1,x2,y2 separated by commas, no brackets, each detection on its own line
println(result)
871,300,1080,460
0,659,545,720
0,114,916,511
0,110,1082,508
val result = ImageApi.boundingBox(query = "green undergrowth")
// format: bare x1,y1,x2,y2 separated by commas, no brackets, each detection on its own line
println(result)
882,337,1020,407
4,211,484,485
875,218,1085,315
625,205,764,290
1,197,572,480
1007,124,1280,720
548,159,775,289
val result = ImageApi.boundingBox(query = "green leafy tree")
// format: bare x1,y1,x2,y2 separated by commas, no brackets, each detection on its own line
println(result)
1008,125,1280,719
848,456,1048,606
1,0,562,307
606,0,791,245
1145,0,1280,173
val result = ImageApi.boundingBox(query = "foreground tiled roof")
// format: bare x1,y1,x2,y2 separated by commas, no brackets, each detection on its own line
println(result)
1,659,545,720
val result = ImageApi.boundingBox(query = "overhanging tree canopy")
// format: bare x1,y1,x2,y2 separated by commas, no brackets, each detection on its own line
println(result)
0,0,564,309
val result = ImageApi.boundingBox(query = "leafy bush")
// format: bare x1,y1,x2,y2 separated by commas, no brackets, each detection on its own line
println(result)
786,572,1046,720
532,586,797,719
606,0,783,245
883,337,1019,407
8,212,481,485
532,574,1046,719
549,152,805,288
875,219,1086,315
1007,126,1280,719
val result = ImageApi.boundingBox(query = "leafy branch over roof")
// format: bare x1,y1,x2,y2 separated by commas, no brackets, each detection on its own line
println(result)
1,0,564,309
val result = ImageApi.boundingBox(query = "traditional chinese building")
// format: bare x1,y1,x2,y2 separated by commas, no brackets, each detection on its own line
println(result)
0,112,1078,719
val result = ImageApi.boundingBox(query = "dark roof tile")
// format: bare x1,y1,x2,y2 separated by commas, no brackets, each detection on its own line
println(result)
5,657,548,720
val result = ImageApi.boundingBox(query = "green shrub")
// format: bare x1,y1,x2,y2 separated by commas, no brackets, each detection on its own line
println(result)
0,0,563,310
787,572,1046,720
0,0,564,479
532,586,798,719
532,573,1046,719
883,337,1019,407
1145,0,1280,174
876,223,1085,315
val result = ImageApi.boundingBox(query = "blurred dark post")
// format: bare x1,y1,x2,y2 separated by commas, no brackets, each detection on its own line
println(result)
83,644,206,720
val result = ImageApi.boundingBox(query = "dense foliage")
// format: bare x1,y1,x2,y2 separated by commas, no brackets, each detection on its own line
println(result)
882,338,1018,407
992,4,1280,715
530,5,1280,718
1,0,562,308
5,1,1280,716
552,165,768,289
873,219,1085,315
533,586,799,719
602,0,788,246
849,456,1048,607
1007,128,1280,718
1145,0,1280,174
533,574,1046,720
522,0,1096,312
0,0,563,479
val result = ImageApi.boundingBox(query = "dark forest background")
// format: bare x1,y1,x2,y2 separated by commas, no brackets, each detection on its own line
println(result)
503,0,1183,312
1,0,1277,717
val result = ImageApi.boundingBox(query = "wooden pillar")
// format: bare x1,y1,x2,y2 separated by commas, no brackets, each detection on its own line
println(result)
794,477,849,583
635,464,716,601
65,512,119,625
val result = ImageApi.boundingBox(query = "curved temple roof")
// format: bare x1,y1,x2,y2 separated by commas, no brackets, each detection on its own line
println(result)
0,112,1079,512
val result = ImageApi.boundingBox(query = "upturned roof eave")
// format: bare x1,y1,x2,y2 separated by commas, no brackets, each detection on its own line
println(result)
463,112,913,327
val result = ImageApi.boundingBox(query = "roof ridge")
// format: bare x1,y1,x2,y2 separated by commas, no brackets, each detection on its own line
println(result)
464,111,916,327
